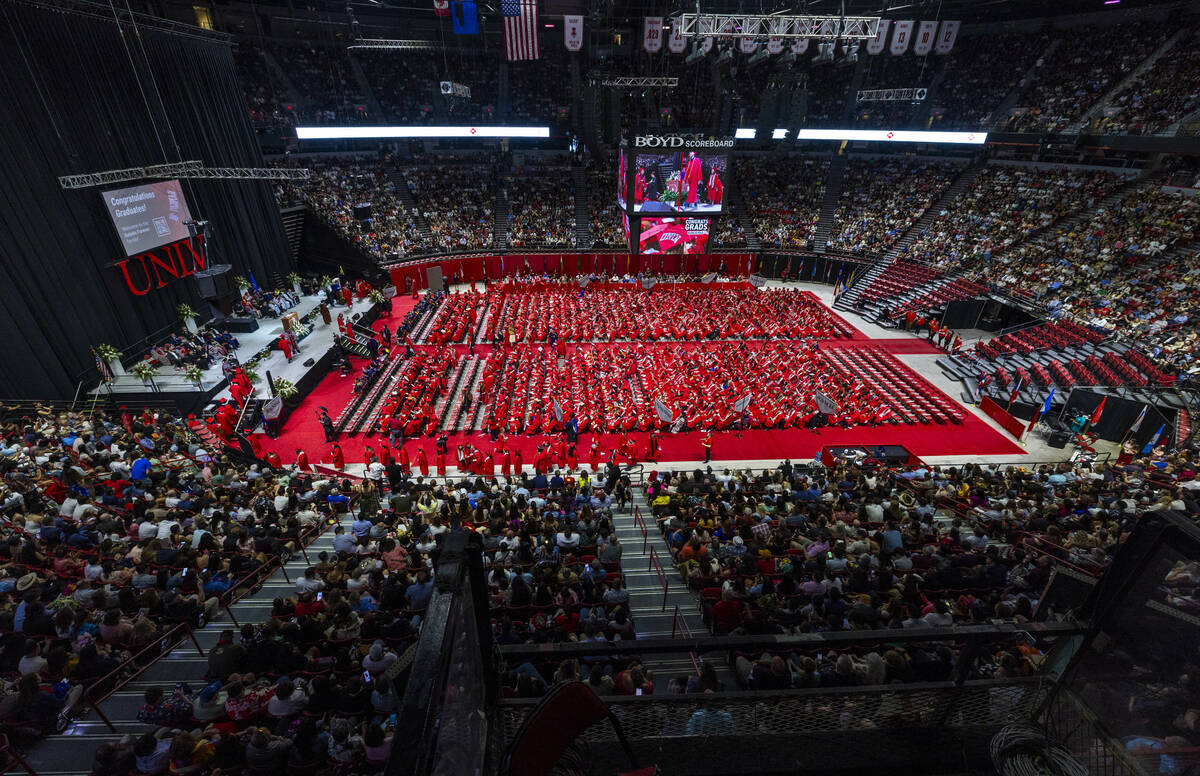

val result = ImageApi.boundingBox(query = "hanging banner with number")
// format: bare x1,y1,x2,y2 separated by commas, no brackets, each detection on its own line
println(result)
643,16,663,52
668,17,687,53
740,36,758,54
791,37,809,55
914,20,938,55
767,36,783,54
935,20,961,54
564,14,583,51
866,19,889,55
890,20,914,55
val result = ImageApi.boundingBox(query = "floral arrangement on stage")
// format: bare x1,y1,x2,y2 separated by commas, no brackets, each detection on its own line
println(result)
241,364,261,384
130,361,158,382
286,272,302,287
176,303,197,321
292,321,311,339
272,378,298,399
184,364,204,387
95,344,122,363
368,289,385,305
234,276,252,291
319,275,334,290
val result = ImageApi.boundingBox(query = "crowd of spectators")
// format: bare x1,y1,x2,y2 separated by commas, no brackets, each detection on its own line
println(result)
405,158,497,253
901,165,1124,266
266,42,372,125
738,155,829,249
648,451,1199,639
829,159,960,255
931,31,1050,130
971,182,1200,379
233,43,294,127
278,157,425,259
1005,22,1168,133
585,152,625,247
0,404,321,758
508,49,571,126
1089,31,1200,136
503,163,577,248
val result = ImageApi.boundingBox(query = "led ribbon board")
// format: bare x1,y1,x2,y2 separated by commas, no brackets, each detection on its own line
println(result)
735,128,987,144
295,126,550,139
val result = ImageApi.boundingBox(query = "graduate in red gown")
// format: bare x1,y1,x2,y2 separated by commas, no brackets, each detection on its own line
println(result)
484,451,495,476
364,445,377,464
647,431,661,462
378,442,392,467
589,440,600,472
683,152,703,207
417,447,429,476
399,445,410,473
567,446,578,471
341,283,354,309
279,334,294,363
501,449,512,477
513,448,523,476
436,451,447,476
295,449,311,472
331,444,345,470
707,169,723,205
215,400,237,440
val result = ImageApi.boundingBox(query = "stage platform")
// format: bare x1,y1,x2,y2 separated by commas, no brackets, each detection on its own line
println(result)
241,280,1074,475
90,293,379,400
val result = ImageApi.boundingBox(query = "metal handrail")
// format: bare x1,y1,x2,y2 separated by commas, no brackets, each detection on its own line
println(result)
633,505,649,553
670,605,701,676
647,546,669,612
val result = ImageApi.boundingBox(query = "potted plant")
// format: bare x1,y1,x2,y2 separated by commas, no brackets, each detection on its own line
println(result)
319,275,334,292
286,272,303,295
95,343,124,377
272,378,298,399
234,276,252,293
368,289,385,305
130,360,158,390
183,364,204,388
177,303,199,334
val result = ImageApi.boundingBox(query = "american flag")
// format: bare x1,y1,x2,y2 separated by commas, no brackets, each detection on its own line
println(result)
502,0,539,61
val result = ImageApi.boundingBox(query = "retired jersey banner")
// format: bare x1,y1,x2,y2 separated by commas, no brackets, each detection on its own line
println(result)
668,17,687,53
890,20,914,55
767,36,783,54
564,14,583,50
791,37,809,55
866,20,889,54
914,20,938,55
433,0,449,17
643,16,663,52
935,20,961,54
739,36,758,54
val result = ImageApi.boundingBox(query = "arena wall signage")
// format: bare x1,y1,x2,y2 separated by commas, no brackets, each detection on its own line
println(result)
439,81,472,99
633,135,735,148
295,126,550,139
113,234,207,297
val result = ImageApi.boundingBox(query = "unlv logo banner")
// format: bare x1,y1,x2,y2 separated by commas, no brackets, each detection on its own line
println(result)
935,20,961,54
668,17,687,53
643,16,663,52
563,14,583,51
866,19,889,55
914,20,938,55
890,20,914,55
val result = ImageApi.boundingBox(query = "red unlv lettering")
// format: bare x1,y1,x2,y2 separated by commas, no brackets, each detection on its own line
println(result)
115,235,205,297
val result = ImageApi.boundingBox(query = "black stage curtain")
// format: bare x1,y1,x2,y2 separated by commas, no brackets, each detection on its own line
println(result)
0,4,292,399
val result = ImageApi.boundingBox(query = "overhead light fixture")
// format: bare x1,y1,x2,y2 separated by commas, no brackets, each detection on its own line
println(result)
295,126,551,139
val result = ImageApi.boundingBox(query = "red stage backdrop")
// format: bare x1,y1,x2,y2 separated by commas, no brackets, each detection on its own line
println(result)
387,253,754,292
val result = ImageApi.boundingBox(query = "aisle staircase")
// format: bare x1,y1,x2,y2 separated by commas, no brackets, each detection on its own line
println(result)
811,155,848,253
879,162,980,263
16,514,346,776
990,39,1060,131
831,259,895,311
723,173,761,251
388,169,434,246
1067,28,1189,135
572,163,591,247
493,188,511,249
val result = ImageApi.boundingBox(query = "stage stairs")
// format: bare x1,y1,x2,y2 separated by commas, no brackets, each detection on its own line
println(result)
335,333,371,358
831,257,894,311
811,154,848,253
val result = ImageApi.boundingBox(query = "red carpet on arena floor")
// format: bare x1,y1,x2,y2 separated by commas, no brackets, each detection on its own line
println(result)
251,295,1022,468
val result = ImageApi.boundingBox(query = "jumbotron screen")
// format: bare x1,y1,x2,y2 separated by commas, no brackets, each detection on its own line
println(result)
633,151,726,215
638,216,710,254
